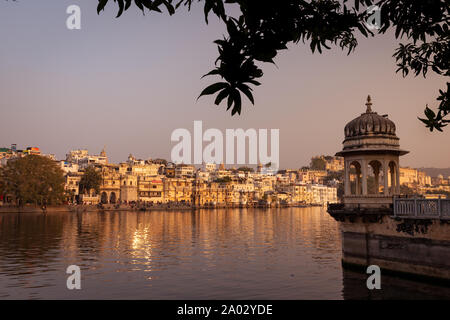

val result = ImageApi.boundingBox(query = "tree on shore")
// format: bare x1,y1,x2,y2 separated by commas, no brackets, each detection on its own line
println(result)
95,0,449,130
400,184,418,196
79,166,102,195
310,157,327,171
214,176,232,183
0,155,65,206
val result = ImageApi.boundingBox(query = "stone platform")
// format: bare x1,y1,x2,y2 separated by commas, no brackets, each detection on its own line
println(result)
328,202,450,283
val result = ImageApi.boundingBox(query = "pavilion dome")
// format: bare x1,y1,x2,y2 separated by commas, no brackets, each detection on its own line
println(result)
344,96,397,138
336,95,409,157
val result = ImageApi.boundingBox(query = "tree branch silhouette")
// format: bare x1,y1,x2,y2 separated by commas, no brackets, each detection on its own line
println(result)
53,1,450,128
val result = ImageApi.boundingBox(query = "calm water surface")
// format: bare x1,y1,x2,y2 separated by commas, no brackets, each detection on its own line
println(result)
0,207,449,299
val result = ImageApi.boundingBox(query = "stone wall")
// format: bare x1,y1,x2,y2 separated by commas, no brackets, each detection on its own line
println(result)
339,215,450,281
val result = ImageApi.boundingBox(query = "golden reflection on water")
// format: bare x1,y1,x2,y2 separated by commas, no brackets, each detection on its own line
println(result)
0,207,345,299
1,207,448,299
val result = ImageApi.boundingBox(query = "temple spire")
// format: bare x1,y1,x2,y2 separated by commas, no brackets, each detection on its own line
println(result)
365,95,373,113
100,145,107,157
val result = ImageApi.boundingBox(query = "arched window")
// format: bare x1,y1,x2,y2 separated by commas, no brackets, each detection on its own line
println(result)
110,192,117,204
101,192,108,204
349,161,362,195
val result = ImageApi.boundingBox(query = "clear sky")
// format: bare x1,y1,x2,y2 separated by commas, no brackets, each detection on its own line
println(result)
1,1,449,168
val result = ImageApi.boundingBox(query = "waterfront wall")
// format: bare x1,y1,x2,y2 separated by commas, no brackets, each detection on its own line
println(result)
338,215,450,281
0,202,314,214
0,206,71,214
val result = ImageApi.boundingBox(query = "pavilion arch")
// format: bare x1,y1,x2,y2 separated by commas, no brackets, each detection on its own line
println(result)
101,192,108,204
110,192,117,204
348,160,362,195
367,160,383,195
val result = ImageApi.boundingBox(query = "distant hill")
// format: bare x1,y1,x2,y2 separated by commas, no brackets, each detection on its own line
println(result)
418,168,450,178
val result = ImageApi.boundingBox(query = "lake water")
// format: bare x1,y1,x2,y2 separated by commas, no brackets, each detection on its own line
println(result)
0,207,449,299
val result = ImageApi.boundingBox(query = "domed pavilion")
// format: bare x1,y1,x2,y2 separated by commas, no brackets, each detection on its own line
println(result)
336,96,409,208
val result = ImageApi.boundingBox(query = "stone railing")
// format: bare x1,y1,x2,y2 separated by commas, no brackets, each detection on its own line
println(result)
393,197,450,219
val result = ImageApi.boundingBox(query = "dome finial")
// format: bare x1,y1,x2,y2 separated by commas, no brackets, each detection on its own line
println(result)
365,95,373,113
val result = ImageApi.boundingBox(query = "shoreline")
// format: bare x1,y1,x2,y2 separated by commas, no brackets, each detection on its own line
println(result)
0,203,320,214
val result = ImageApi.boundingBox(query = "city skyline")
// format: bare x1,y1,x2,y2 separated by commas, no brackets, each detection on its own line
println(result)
1,0,450,303
2,142,450,173
1,1,449,169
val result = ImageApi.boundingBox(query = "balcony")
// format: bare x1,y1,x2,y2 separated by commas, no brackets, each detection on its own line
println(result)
394,197,450,220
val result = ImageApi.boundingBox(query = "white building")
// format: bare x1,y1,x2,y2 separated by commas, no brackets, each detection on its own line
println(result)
203,163,216,172
175,164,195,178
66,149,108,169
307,184,338,205
196,170,210,181
66,149,88,163
59,161,80,174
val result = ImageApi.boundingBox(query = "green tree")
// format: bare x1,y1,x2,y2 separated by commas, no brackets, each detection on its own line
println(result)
400,184,418,196
237,166,254,172
214,176,232,183
336,183,345,201
79,166,102,195
97,0,449,129
0,155,65,206
367,175,377,194
324,170,344,183
310,157,327,171
426,189,450,198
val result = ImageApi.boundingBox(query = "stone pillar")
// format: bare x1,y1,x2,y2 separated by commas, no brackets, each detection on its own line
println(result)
390,163,395,195
345,161,351,196
356,165,362,195
362,159,368,196
373,165,380,195
383,160,389,195
395,161,400,194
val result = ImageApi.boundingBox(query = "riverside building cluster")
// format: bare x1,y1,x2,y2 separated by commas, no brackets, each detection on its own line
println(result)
62,149,339,207
1,144,447,208
0,146,340,207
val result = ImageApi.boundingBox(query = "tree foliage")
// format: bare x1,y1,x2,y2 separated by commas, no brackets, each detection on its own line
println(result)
324,170,344,183
79,166,102,195
0,155,65,205
214,176,232,183
237,166,254,172
310,157,327,171
94,1,447,129
400,184,418,195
